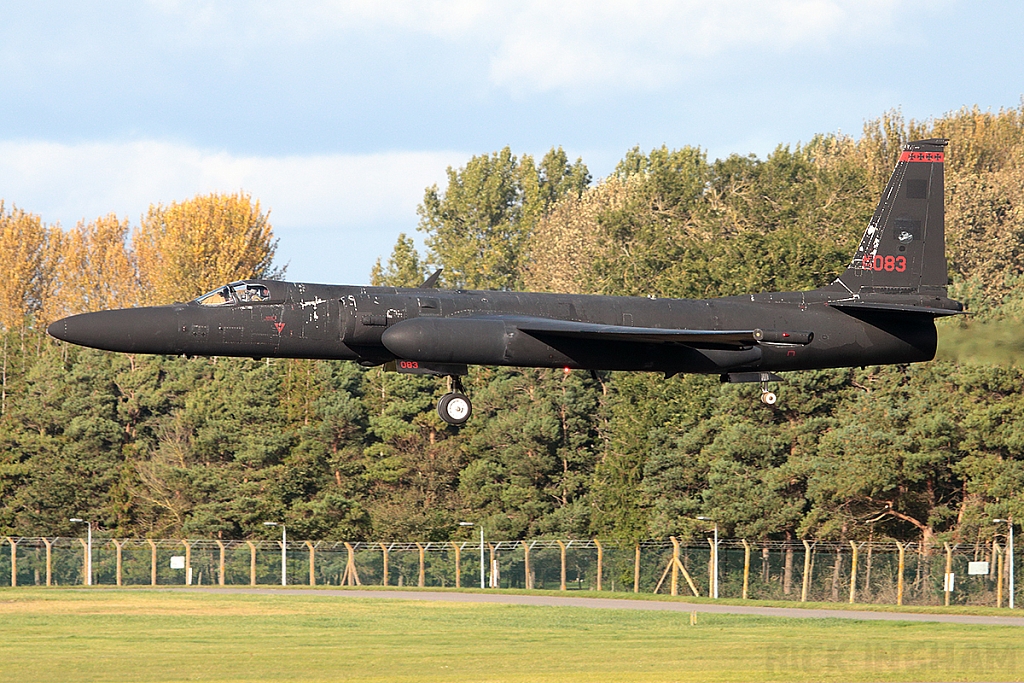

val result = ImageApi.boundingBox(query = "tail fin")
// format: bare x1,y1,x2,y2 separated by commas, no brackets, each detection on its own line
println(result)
830,138,948,295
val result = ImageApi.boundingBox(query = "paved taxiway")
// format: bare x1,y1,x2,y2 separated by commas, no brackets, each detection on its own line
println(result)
172,587,1024,626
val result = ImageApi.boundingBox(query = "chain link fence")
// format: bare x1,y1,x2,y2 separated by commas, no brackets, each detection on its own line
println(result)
1,536,1018,608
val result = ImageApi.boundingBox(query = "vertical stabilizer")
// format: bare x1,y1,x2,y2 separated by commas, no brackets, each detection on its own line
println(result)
830,139,948,295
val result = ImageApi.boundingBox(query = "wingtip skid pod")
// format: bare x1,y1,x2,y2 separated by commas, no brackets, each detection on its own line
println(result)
721,371,785,405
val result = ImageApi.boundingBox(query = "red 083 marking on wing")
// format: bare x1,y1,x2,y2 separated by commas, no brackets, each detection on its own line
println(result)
862,255,906,272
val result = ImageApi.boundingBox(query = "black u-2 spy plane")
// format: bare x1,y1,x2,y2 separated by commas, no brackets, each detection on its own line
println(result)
50,139,962,425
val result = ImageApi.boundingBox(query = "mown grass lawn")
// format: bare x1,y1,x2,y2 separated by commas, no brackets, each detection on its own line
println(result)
0,588,1021,682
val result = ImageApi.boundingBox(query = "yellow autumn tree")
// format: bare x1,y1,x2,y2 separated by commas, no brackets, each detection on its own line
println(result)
854,106,1024,299
524,176,636,294
41,214,138,323
133,193,279,305
932,107,1024,298
0,202,56,331
0,201,59,412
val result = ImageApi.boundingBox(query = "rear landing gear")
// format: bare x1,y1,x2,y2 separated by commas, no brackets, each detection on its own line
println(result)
720,372,782,407
438,375,472,426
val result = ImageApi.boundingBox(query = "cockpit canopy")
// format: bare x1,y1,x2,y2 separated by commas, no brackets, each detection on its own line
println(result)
196,282,272,306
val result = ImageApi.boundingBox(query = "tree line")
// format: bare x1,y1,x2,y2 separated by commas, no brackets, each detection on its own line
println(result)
1,107,1023,548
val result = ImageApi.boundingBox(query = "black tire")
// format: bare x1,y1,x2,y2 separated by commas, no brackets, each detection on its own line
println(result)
437,392,472,425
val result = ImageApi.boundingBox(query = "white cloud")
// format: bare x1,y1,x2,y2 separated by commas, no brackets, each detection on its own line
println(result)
0,140,461,227
486,0,906,93
144,0,911,93
145,0,490,44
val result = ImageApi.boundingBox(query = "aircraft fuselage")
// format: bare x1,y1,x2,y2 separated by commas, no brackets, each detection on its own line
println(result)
46,139,964,423
49,280,948,376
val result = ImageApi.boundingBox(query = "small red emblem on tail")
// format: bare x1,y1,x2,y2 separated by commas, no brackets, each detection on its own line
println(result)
274,322,286,333
899,151,944,163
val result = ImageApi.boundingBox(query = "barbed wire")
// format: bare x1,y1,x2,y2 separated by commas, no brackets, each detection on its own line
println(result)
0,536,987,554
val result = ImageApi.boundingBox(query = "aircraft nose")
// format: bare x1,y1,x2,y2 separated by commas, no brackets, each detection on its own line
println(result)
48,313,101,346
48,307,181,354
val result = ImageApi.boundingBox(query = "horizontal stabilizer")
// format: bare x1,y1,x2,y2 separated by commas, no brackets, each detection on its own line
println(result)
828,301,963,317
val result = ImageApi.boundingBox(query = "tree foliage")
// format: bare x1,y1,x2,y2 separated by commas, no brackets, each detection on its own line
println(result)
42,214,137,323
418,146,589,290
2,107,1024,546
0,202,55,332
134,193,279,305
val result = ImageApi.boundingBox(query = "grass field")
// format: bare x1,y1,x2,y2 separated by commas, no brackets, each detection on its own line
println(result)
1,588,1022,683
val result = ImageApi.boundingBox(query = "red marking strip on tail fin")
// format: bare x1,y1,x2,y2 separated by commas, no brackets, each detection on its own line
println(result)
899,151,944,163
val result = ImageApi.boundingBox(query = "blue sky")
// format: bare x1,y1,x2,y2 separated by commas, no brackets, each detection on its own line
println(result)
1,1,1022,285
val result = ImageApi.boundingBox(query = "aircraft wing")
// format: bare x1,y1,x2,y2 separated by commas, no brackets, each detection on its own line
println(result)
501,316,761,348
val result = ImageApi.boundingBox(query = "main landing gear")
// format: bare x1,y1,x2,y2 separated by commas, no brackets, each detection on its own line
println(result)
438,375,472,426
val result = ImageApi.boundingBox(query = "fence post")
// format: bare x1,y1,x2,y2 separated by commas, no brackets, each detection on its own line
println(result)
996,540,1004,609
863,539,873,597
488,543,498,589
0,535,959,601
43,538,52,586
342,542,361,586
215,540,225,586
557,540,567,591
634,543,640,593
78,538,88,585
182,540,192,585
660,537,700,597
112,539,123,586
895,541,905,606
148,539,157,586
741,539,751,600
707,537,716,597
246,541,257,586
848,541,859,604
943,542,954,606
522,542,530,590
669,537,680,596
6,537,15,587
304,541,315,586
416,542,426,587
800,540,812,602
450,541,461,588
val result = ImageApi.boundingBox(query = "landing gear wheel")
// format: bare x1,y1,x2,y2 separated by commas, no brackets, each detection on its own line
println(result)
760,391,777,405
438,392,472,425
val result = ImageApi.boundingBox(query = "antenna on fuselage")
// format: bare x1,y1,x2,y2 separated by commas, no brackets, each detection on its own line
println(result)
418,269,443,289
